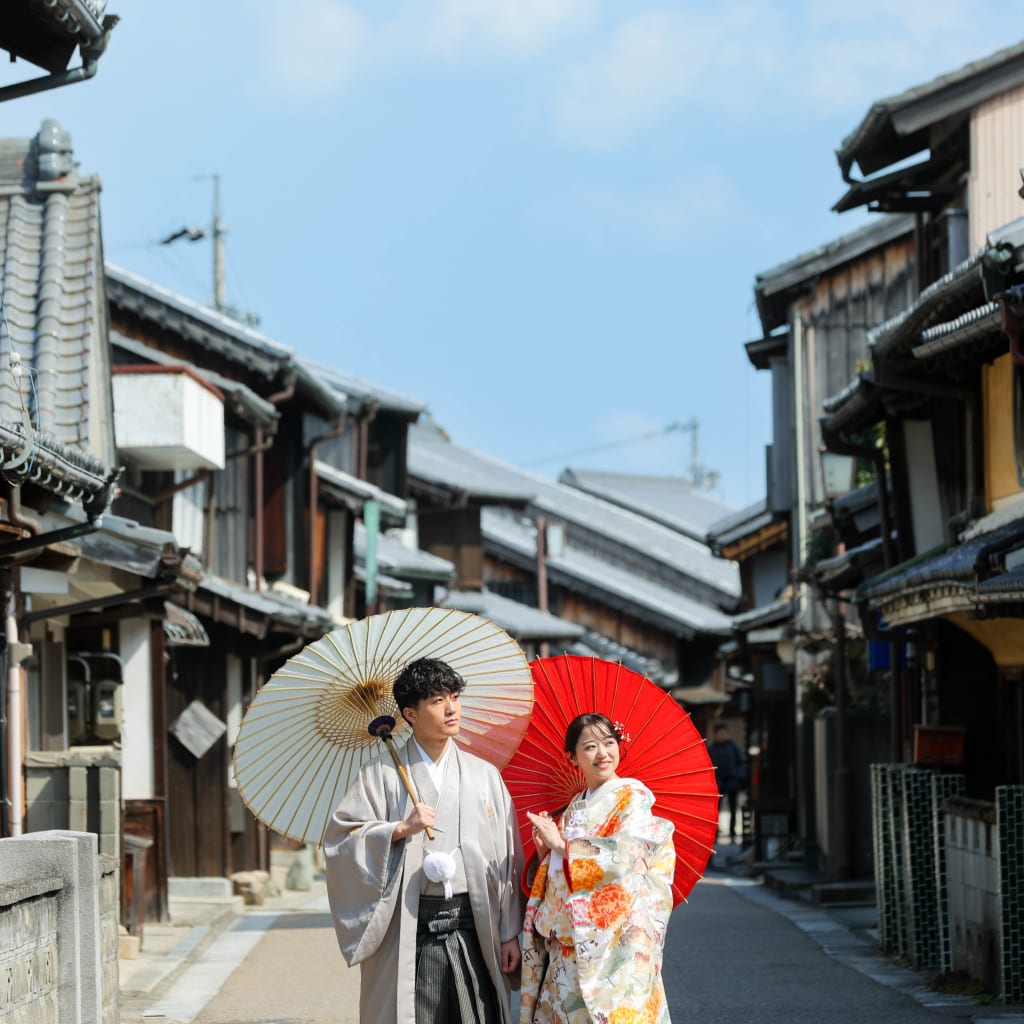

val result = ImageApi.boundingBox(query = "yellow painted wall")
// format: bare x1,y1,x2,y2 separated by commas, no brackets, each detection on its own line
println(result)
983,354,1019,510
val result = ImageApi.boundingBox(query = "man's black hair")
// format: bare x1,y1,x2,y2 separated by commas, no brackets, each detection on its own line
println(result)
392,658,466,712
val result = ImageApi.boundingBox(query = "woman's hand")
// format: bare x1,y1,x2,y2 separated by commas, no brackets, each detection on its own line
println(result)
391,802,435,842
526,810,566,857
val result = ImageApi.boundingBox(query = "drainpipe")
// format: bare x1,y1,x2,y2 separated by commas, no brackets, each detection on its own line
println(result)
535,517,550,659
831,592,850,880
254,428,265,592
358,402,380,483
307,420,346,604
3,572,23,834
255,384,296,594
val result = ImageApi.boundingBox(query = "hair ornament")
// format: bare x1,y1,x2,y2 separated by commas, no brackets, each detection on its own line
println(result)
613,720,631,744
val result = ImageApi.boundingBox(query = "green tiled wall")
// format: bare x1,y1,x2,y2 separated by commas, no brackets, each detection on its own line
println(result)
996,786,1024,1004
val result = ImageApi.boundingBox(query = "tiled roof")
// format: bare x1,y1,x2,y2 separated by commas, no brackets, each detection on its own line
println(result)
837,40,1024,178
558,468,733,542
112,332,280,432
441,589,584,642
706,499,773,550
482,509,734,638
354,523,454,582
106,264,347,419
411,425,740,604
302,357,427,418
755,215,915,333
408,423,537,504
315,461,407,522
0,119,115,512
198,573,336,634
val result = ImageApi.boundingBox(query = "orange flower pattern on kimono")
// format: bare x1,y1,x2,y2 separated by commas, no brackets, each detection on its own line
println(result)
520,778,675,1023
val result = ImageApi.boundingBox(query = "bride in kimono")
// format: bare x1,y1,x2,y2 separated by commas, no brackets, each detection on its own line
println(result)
520,713,676,1024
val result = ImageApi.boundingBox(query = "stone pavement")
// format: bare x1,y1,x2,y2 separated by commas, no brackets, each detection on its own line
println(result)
118,873,357,1024
118,842,1024,1024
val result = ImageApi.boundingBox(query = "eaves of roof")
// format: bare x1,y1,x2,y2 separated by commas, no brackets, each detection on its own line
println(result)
315,461,407,523
302,357,427,418
814,535,889,593
755,214,915,334
0,424,115,516
831,155,963,215
836,41,1024,179
77,512,202,584
558,467,733,543
3,1,115,79
867,248,991,359
731,598,795,633
744,331,788,371
354,523,454,582
571,629,676,688
442,589,584,642
353,565,413,600
707,499,772,550
25,0,110,44
407,425,537,505
412,426,739,601
112,332,280,432
482,509,734,638
195,573,336,637
857,516,1024,625
105,264,347,419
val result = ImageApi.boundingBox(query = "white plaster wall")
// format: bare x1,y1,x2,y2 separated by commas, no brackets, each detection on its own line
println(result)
119,619,154,800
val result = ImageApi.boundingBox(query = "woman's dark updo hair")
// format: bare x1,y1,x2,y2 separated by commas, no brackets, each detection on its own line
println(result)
564,713,626,755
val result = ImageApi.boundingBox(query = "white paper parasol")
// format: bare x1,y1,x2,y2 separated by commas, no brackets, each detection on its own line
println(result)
233,606,533,845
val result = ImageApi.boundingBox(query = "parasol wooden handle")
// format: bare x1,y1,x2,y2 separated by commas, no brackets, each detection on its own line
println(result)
374,724,435,841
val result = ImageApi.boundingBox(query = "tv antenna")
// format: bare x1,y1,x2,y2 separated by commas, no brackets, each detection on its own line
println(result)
159,173,260,327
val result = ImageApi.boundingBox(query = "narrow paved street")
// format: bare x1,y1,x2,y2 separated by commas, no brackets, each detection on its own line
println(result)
124,862,1019,1024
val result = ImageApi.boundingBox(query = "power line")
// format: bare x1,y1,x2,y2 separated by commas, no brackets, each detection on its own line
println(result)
522,421,694,468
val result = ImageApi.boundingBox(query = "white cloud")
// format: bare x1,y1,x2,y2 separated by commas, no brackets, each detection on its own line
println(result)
552,4,785,147
409,0,597,60
549,0,1013,148
255,0,370,100
575,172,752,245
255,0,598,100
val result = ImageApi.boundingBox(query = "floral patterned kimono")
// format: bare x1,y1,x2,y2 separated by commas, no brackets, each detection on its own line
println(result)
520,777,675,1024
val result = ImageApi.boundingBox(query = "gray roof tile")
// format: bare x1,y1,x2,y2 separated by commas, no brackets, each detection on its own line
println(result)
441,589,584,641
302,357,427,417
0,120,114,511
410,424,740,603
482,509,734,637
558,467,733,541
354,523,455,582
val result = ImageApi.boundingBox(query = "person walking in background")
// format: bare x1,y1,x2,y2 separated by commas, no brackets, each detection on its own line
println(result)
520,713,675,1023
708,722,746,842
323,658,523,1024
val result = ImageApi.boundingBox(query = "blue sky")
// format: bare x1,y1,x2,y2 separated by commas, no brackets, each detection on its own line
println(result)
2,2,1018,508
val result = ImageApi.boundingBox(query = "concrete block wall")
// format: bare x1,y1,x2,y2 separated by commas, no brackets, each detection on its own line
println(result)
995,786,1024,1004
0,875,61,1024
945,798,999,995
24,750,121,860
0,831,117,1024
98,856,119,1024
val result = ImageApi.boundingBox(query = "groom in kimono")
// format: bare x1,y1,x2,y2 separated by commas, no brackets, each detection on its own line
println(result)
324,657,523,1023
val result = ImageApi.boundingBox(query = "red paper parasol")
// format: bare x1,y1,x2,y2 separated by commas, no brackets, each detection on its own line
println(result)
502,654,719,905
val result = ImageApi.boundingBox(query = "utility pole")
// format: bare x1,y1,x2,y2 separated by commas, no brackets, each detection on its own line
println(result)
211,173,226,313
159,174,259,327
